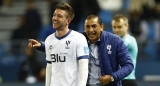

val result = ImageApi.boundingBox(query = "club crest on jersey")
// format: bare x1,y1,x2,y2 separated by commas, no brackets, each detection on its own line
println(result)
107,45,112,54
49,45,53,52
65,40,71,49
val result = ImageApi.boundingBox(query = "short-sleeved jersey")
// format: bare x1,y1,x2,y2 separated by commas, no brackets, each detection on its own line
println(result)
45,29,89,86
122,34,138,79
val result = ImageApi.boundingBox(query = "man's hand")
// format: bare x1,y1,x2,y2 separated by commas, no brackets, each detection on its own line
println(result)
28,39,41,48
99,75,112,85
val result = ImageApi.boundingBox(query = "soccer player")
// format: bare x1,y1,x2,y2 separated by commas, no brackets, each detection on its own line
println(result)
112,14,138,86
29,2,89,86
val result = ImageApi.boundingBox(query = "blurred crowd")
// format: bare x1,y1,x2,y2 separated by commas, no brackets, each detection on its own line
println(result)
0,0,160,83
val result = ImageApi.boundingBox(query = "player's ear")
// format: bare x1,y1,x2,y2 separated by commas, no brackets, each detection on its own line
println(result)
100,23,104,31
126,24,129,31
67,18,71,25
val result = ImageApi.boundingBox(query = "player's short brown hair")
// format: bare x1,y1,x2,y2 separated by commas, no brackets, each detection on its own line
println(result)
112,14,128,25
55,2,74,20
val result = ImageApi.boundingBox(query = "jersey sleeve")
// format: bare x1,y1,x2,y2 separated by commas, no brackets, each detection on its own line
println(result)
130,37,138,59
36,41,45,52
76,35,89,60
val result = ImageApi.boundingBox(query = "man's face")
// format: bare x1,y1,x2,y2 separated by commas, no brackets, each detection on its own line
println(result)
112,19,128,37
52,9,69,30
84,17,103,43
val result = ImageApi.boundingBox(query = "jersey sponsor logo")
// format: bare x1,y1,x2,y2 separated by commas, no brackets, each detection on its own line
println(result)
107,45,112,54
65,40,71,49
50,54,66,62
84,46,89,54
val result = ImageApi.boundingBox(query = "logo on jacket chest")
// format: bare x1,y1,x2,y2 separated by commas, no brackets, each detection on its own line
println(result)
107,45,112,54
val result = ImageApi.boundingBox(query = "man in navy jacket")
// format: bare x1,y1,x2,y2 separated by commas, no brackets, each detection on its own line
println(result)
28,15,133,86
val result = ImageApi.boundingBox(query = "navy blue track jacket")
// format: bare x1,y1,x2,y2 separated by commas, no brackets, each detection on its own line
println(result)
83,31,133,86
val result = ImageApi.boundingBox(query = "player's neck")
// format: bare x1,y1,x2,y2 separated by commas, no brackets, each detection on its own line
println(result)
56,27,69,37
122,33,128,38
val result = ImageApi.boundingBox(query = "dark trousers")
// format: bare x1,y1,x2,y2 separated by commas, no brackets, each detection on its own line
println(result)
122,79,137,86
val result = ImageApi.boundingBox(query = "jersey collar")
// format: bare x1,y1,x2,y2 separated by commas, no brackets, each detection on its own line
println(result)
55,29,72,40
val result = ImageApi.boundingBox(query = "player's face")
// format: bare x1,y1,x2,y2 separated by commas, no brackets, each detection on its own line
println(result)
84,17,103,44
52,9,69,30
112,19,128,38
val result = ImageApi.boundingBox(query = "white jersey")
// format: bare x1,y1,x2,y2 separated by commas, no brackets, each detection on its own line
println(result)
45,30,89,86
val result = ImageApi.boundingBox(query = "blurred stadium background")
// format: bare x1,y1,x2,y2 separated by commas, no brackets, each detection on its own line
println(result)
0,0,160,86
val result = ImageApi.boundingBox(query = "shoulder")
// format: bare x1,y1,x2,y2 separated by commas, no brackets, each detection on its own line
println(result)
45,32,55,42
71,30,86,38
103,31,119,38
102,31,122,42
127,34,137,43
128,34,138,47
130,35,137,41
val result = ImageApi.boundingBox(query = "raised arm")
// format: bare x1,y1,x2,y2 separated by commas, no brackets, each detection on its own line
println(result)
28,39,45,52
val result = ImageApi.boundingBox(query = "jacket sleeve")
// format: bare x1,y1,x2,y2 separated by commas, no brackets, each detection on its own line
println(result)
36,41,45,52
111,38,134,81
